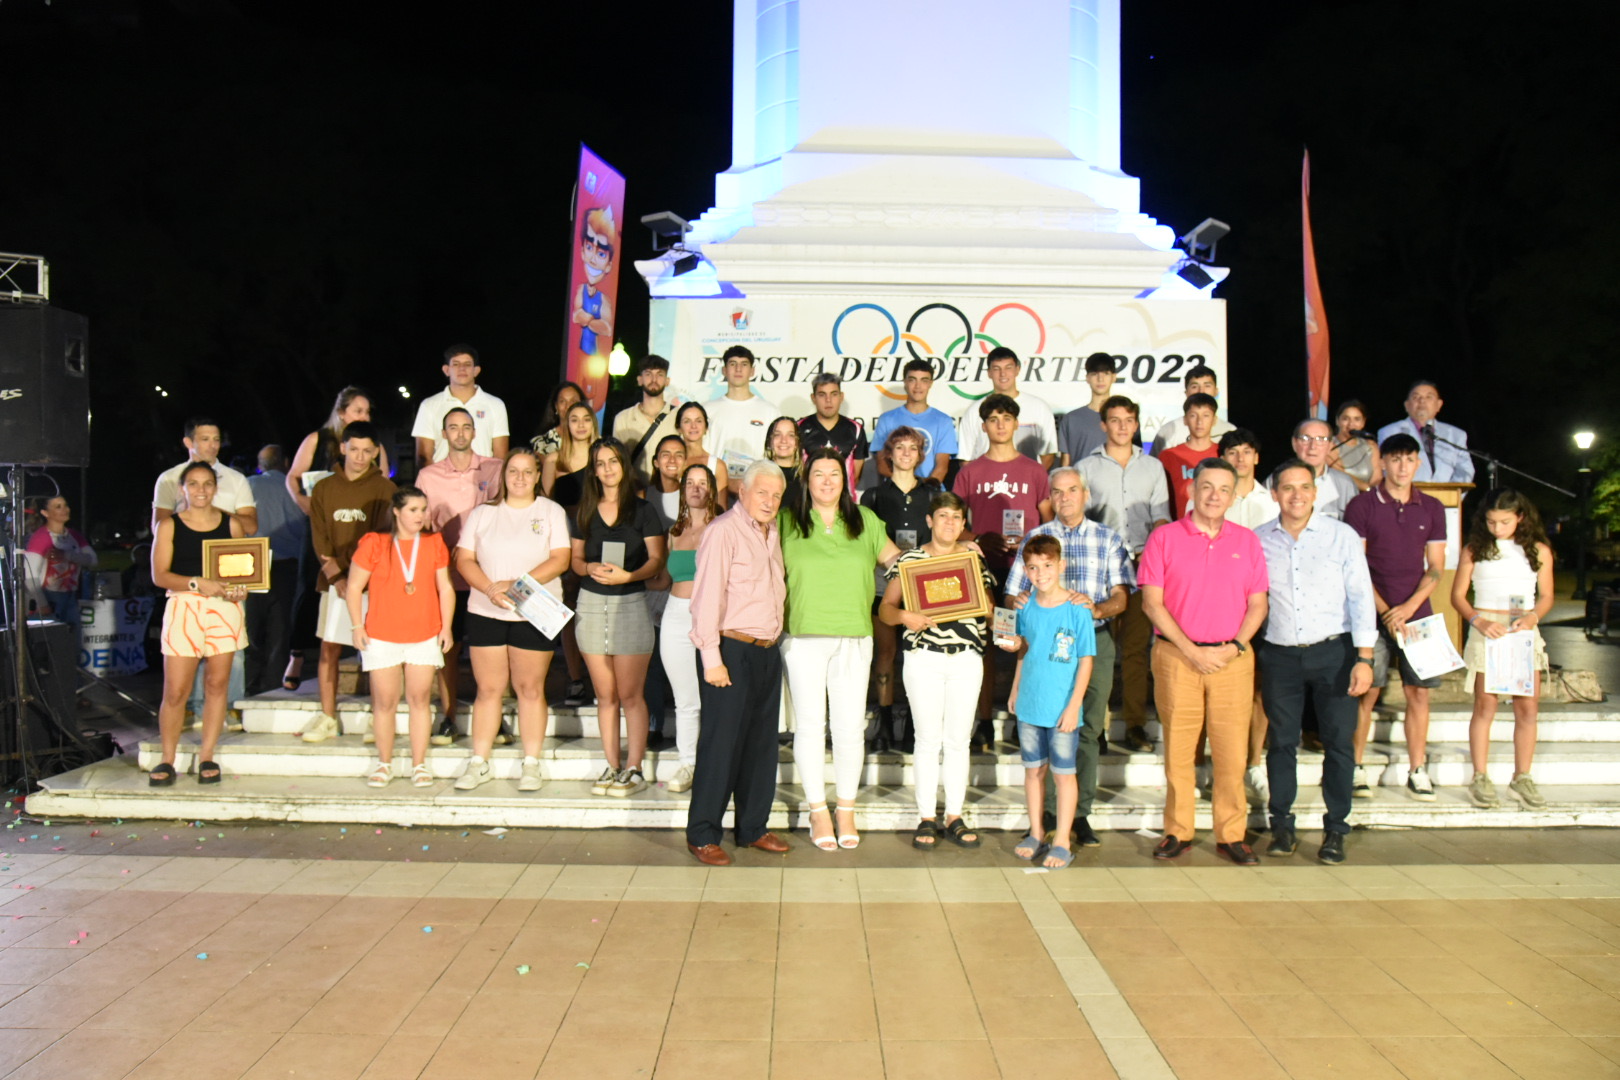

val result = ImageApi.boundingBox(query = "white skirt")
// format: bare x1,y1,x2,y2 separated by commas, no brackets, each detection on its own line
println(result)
361,637,445,671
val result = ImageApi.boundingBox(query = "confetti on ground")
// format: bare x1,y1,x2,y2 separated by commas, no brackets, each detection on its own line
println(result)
422,926,433,933
120,870,129,875
575,962,589,969
195,953,208,960
483,828,508,836
78,931,87,938
515,965,530,975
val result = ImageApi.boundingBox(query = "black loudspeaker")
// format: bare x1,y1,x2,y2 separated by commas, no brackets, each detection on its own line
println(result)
0,621,78,750
0,306,90,466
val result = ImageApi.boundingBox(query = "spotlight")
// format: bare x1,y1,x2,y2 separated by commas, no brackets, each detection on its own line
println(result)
1575,431,1596,451
641,211,692,254
1178,218,1230,263
672,253,702,276
1175,260,1214,289
398,386,411,399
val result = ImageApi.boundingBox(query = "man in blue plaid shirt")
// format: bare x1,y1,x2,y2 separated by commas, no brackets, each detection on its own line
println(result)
1004,466,1134,847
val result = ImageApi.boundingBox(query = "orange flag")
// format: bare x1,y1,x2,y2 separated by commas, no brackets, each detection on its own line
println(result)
1303,150,1330,420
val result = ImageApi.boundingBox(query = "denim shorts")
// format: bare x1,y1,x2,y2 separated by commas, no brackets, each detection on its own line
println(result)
1018,720,1079,775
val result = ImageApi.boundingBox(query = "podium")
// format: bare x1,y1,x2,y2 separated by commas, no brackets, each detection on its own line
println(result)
1416,482,1474,651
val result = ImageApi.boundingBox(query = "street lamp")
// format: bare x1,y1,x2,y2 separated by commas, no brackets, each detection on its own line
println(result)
1574,431,1597,600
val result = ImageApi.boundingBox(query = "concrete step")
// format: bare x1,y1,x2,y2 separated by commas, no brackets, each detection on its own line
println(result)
135,730,1620,789
29,758,1620,830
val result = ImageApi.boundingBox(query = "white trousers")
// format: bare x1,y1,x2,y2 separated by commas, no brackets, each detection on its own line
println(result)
782,634,873,805
659,596,701,768
904,647,983,820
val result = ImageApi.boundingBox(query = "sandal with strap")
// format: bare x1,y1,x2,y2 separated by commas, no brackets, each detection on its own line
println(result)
411,763,434,788
197,760,222,785
1014,834,1047,861
942,818,981,849
835,804,860,849
807,804,838,851
912,819,940,850
149,763,177,787
367,761,393,788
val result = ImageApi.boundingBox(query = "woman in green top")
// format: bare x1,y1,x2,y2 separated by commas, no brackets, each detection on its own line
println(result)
651,463,718,794
780,448,902,850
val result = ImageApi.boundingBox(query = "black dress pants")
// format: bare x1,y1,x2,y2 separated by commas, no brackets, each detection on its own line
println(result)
685,637,783,848
1260,636,1358,836
244,558,299,695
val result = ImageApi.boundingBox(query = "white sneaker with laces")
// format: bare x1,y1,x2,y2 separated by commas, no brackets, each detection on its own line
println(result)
1508,773,1547,808
300,712,340,743
1244,765,1268,809
608,767,647,798
666,764,696,794
1405,765,1436,802
590,766,618,796
454,756,491,791
1353,764,1374,798
517,758,544,792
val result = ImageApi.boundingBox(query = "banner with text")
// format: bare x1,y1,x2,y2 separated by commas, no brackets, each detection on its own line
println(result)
650,296,1227,445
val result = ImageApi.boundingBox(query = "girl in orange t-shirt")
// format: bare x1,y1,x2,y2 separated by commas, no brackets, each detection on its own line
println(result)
347,486,453,788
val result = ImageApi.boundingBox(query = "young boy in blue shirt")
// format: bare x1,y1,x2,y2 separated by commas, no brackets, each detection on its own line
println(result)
1003,534,1096,868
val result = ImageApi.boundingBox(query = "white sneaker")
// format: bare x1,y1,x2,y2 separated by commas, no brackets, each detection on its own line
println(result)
225,710,244,733
363,729,375,745
454,757,491,791
1244,766,1268,809
1406,766,1437,802
300,712,339,743
1353,764,1374,799
517,758,543,792
590,766,618,796
666,764,695,794
1508,773,1547,809
607,767,647,798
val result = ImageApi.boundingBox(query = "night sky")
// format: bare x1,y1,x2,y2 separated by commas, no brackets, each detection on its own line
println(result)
4,0,1615,537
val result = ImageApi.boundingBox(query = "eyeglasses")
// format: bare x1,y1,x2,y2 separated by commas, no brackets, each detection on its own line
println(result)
1295,435,1332,445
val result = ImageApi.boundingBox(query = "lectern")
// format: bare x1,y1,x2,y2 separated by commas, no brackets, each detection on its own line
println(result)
1415,482,1475,651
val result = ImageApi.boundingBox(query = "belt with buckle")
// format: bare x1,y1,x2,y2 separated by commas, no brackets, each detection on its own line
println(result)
1274,633,1345,649
721,630,781,649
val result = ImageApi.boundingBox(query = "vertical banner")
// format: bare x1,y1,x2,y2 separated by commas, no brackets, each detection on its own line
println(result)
1302,149,1331,420
565,144,626,412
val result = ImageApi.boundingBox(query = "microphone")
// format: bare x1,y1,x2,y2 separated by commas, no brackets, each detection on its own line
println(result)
1348,430,1376,442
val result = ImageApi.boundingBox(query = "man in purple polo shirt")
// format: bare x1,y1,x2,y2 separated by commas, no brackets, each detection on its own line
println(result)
1139,458,1270,864
1343,432,1448,800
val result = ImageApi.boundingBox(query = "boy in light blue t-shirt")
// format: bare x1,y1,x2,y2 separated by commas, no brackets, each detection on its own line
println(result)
1003,534,1095,869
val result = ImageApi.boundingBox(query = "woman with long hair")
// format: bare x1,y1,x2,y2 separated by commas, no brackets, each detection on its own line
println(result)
1326,399,1382,492
879,490,995,849
780,447,902,850
543,401,599,707
764,415,805,509
532,381,586,457
676,401,731,508
453,448,573,792
1451,489,1556,810
346,486,454,788
570,438,667,797
652,463,719,793
148,462,249,786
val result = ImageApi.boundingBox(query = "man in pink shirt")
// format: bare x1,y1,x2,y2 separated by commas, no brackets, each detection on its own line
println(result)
415,406,502,743
685,460,792,866
1139,458,1270,864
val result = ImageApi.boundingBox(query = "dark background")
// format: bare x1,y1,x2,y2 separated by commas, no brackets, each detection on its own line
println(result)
3,0,1615,539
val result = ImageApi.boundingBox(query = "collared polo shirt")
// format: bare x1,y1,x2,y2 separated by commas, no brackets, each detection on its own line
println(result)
1342,484,1447,618
412,386,511,461
417,453,503,588
1137,516,1268,643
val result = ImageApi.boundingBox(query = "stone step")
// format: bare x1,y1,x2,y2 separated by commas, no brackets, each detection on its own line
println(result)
29,758,1620,830
134,731,1620,789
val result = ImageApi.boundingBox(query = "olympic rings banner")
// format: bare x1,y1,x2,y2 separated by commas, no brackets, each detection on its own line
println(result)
649,295,1227,446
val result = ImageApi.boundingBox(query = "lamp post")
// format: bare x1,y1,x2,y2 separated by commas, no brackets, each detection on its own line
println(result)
1574,430,1596,600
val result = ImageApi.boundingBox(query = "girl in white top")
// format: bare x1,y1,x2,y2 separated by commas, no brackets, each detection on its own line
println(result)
453,449,573,793
1451,489,1555,810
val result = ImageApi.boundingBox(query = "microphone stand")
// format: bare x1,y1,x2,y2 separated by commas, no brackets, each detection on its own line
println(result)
1430,432,1574,498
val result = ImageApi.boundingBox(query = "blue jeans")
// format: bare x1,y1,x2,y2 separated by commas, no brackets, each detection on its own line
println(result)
1018,720,1079,775
190,649,246,713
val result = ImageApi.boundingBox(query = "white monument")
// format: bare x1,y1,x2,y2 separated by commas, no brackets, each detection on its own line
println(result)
636,0,1226,446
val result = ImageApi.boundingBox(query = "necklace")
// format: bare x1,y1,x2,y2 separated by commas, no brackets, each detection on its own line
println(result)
394,535,420,595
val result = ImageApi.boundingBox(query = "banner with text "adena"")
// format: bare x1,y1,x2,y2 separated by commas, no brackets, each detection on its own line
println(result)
650,295,1226,445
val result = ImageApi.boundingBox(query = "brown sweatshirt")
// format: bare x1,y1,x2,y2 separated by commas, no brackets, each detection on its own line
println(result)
309,467,397,592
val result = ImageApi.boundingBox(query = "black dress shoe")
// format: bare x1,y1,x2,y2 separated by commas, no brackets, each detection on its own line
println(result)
1317,832,1346,864
1217,841,1260,866
1075,817,1101,848
1267,829,1297,857
1153,835,1192,860
1125,725,1155,753
971,719,996,752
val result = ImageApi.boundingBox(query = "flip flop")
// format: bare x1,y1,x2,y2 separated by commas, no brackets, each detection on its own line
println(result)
148,763,177,787
1014,834,1047,861
1042,846,1074,869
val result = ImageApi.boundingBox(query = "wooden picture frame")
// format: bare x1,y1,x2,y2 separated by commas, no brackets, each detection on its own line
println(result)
897,551,992,622
202,536,273,592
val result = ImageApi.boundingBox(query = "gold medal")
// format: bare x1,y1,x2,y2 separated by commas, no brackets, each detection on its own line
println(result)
405,582,416,595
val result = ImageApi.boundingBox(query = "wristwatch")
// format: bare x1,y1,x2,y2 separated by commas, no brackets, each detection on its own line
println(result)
187,577,200,593
1354,656,1374,667
1232,640,1248,654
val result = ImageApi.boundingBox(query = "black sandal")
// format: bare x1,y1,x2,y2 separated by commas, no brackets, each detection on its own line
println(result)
942,818,981,849
912,819,940,850
149,763,177,787
198,760,222,785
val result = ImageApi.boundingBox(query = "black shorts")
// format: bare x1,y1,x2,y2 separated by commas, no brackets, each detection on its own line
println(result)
450,590,470,640
464,612,558,652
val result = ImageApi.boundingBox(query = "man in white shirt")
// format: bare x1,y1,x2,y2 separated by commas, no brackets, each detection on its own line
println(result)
612,355,682,485
1213,429,1280,529
1292,419,1360,520
1149,364,1235,455
704,346,780,486
955,347,1058,467
411,344,511,466
152,417,258,536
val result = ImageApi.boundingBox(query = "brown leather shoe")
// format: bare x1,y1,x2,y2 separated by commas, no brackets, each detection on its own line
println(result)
687,843,732,867
744,832,790,854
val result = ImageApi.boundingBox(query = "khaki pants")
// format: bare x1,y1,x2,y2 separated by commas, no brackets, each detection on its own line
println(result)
1153,640,1253,844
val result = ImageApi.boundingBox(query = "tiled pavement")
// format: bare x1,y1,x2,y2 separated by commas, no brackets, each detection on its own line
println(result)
2,823,1620,1078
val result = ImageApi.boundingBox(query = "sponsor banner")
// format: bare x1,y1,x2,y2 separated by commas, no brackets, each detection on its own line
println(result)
650,295,1226,445
565,144,627,412
79,597,154,677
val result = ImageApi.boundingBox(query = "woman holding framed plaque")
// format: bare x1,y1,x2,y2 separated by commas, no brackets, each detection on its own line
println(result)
454,449,573,792
346,486,454,788
780,448,902,849
879,491,996,849
149,462,249,786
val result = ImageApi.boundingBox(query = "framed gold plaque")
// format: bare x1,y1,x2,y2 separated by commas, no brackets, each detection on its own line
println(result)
202,537,272,592
897,551,992,623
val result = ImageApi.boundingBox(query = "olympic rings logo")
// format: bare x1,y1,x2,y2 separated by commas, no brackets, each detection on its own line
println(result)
830,302,1047,400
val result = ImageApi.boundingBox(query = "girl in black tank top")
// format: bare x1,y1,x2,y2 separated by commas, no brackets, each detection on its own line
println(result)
167,512,232,579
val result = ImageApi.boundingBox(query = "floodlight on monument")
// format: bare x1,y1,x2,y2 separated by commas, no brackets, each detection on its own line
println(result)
1575,431,1596,451
641,211,692,254
608,343,631,377
1177,218,1230,264
672,252,702,277
1175,260,1215,290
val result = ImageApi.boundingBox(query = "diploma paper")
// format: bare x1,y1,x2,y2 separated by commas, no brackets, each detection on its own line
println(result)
1484,630,1537,697
506,574,575,639
1396,613,1465,681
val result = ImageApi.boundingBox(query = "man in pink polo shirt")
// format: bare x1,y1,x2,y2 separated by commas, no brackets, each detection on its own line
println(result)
1139,458,1270,864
